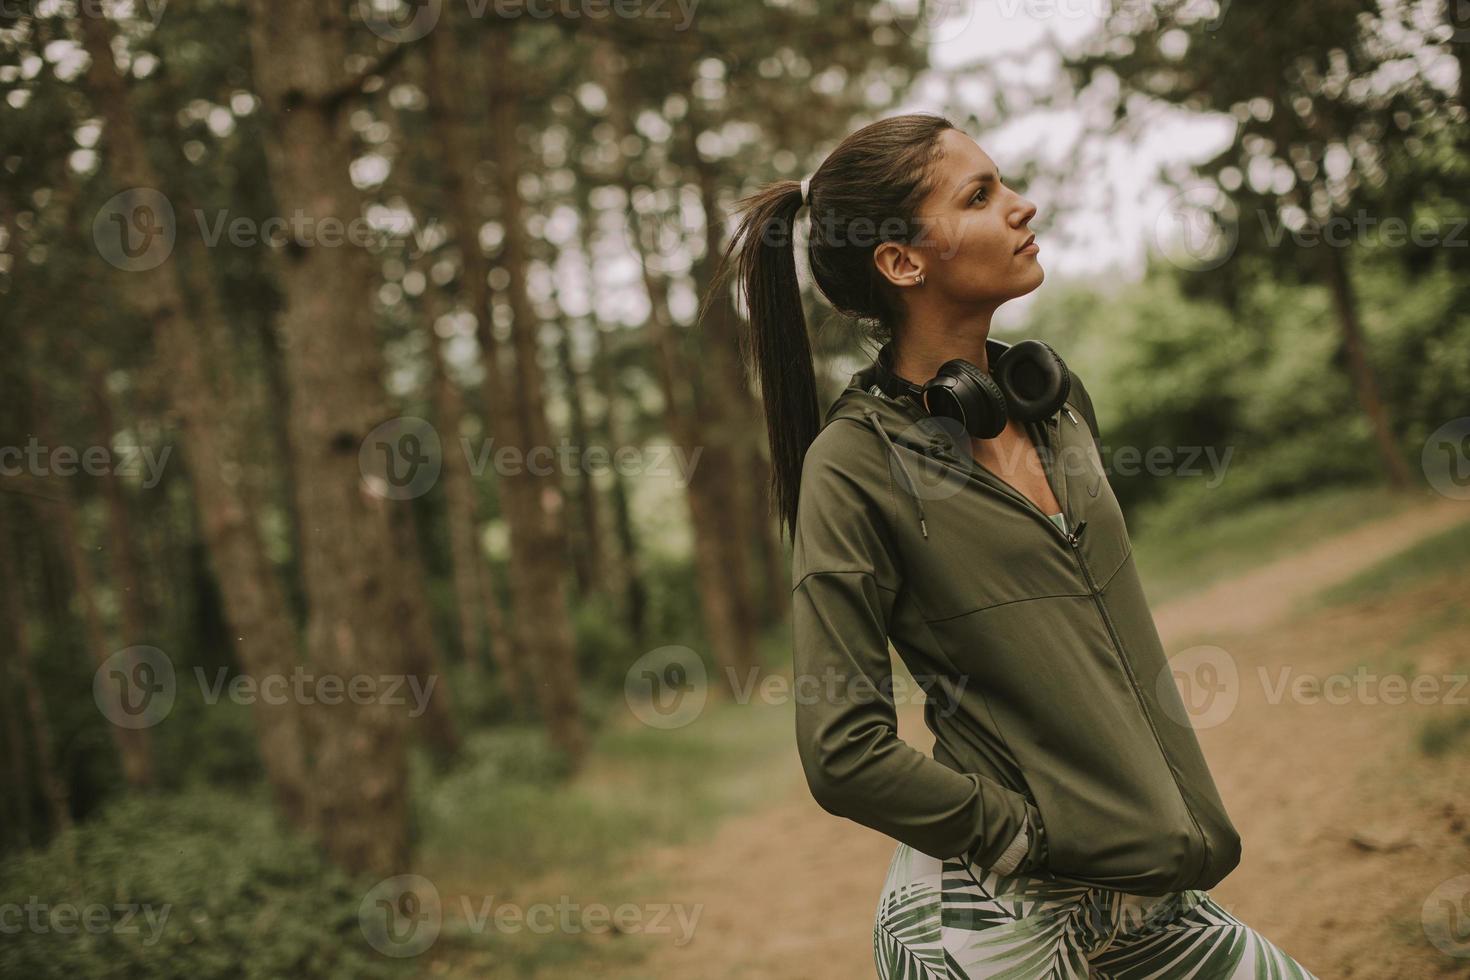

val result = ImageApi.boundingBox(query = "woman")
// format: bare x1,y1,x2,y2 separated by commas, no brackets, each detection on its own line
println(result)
707,114,1317,977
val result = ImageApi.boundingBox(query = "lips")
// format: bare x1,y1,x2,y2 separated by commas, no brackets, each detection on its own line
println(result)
1015,234,1036,254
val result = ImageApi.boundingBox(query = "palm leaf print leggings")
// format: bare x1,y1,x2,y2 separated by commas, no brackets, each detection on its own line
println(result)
874,842,1318,978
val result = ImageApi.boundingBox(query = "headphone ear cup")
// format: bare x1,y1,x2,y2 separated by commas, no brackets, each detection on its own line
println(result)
994,340,1071,423
923,358,1008,439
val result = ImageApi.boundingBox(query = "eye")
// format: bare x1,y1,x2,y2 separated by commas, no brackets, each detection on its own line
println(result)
969,187,987,206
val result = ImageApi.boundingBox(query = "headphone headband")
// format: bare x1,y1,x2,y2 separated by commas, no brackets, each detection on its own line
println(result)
869,338,1014,401
862,337,1070,439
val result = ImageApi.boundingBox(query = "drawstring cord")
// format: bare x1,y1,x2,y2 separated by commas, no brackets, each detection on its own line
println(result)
865,409,928,540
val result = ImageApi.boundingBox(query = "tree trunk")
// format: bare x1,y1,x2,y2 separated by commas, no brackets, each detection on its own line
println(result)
590,39,760,693
1320,243,1412,489
555,320,606,600
78,11,311,824
24,359,155,789
429,338,486,669
89,362,157,651
1,669,32,848
424,24,587,764
242,0,471,871
681,87,770,646
588,315,649,646
0,503,71,835
570,179,647,643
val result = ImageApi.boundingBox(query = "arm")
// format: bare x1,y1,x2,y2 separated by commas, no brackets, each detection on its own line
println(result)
790,422,1044,870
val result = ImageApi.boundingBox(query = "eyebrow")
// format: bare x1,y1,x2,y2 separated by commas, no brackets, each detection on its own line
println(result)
956,170,1000,197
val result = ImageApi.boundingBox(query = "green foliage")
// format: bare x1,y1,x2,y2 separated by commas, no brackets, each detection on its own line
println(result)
0,788,403,980
570,590,642,691
1314,518,1470,609
1028,247,1470,523
1417,713,1470,758
630,554,710,652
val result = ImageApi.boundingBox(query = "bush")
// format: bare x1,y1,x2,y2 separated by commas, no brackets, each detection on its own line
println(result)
0,788,402,980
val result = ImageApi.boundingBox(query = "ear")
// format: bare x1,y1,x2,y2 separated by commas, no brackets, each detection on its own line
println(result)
872,240,922,289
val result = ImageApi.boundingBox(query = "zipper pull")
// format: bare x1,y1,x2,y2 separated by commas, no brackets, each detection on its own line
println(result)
1068,520,1088,546
1064,408,1078,426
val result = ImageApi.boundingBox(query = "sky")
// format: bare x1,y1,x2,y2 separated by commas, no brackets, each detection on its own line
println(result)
894,0,1237,328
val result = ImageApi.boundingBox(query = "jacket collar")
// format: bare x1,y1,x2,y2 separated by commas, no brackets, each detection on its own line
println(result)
828,338,1065,540
838,336,1056,432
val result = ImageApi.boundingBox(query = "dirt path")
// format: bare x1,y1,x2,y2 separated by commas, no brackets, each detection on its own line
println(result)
606,498,1470,979
1150,496,1468,643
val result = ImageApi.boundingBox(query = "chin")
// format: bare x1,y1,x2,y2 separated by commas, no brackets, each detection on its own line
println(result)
1005,264,1045,300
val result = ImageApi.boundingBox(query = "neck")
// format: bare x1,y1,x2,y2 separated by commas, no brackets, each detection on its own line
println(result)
891,307,996,384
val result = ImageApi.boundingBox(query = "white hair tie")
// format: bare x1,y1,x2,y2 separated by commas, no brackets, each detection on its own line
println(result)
799,174,812,205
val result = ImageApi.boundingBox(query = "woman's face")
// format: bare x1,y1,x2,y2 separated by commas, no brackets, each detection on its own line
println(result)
889,129,1043,307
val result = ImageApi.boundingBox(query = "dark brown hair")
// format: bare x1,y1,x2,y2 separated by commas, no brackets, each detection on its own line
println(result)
703,112,955,540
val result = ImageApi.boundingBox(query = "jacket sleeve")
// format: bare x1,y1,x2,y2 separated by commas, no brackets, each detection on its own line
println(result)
1067,372,1104,458
790,421,1044,870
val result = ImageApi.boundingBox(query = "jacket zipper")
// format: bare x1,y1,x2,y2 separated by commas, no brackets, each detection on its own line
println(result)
1064,522,1211,888
920,413,1211,888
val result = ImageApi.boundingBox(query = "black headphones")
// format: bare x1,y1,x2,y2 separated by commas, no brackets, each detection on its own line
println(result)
869,337,1072,439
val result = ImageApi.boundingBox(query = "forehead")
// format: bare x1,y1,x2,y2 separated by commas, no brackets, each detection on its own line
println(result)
929,130,996,195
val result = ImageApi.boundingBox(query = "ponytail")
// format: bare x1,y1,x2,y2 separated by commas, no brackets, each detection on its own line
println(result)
704,179,818,542
702,113,956,543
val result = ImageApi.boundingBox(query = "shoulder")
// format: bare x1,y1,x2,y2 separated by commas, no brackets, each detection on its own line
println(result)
1063,368,1102,444
797,413,903,515
792,415,902,581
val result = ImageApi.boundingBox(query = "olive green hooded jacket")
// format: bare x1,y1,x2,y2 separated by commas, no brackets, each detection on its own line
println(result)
790,339,1242,896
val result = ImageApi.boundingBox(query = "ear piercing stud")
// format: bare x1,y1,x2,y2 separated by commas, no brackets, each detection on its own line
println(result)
914,272,925,285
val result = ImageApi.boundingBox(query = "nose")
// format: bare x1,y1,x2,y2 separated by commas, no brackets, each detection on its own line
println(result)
1011,194,1037,228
